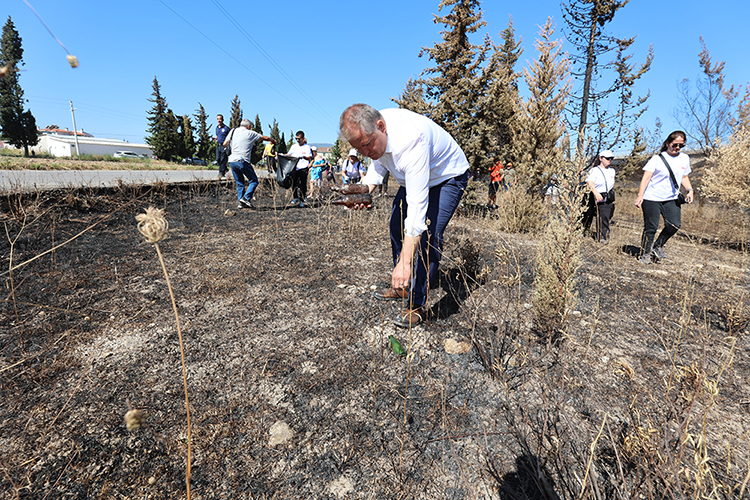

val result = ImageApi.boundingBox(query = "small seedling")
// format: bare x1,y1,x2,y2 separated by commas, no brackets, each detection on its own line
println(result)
389,335,407,357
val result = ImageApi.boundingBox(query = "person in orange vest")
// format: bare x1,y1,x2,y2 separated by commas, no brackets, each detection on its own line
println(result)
488,158,504,209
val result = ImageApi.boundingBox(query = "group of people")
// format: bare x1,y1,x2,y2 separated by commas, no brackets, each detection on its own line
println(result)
215,117,338,209
215,106,693,328
576,134,693,262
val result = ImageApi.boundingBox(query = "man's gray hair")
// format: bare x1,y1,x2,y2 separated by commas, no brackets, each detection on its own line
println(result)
339,103,383,142
240,118,252,128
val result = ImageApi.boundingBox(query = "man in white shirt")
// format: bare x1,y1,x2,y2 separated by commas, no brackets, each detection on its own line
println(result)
287,130,313,207
339,103,469,327
224,119,275,209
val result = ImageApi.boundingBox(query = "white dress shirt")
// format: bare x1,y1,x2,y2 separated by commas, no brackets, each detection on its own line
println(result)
361,108,469,237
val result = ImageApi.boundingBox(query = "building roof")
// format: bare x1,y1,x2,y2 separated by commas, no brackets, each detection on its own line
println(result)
43,135,151,149
38,127,94,138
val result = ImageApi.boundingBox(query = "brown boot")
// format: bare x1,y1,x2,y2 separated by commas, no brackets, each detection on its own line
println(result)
373,287,408,301
393,306,428,328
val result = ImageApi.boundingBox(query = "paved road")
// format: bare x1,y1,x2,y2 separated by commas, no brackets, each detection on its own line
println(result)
0,169,273,194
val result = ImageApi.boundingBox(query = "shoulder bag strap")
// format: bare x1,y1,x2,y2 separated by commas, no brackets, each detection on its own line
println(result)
597,166,609,193
658,153,680,192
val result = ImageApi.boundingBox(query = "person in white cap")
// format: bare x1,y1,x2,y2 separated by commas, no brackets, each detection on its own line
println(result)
582,150,617,243
341,149,365,184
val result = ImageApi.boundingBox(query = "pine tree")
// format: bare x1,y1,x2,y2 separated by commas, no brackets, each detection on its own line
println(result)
193,103,212,161
145,77,180,161
278,131,287,154
180,114,195,159
473,17,523,171
0,16,38,157
518,18,571,189
229,95,242,128
415,0,489,166
392,78,431,117
562,0,652,159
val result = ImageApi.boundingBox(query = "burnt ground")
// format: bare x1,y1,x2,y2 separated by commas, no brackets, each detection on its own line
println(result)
0,178,749,499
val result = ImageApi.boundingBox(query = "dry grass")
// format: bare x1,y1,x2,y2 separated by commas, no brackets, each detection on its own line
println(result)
0,175,748,499
0,153,209,171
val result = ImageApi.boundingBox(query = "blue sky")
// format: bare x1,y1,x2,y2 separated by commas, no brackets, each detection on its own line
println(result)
3,0,747,151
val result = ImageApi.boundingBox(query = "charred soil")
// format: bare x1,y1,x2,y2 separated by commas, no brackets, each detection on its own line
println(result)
1,179,748,499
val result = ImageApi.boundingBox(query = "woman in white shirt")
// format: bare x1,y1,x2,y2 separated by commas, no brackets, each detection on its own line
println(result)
583,150,617,243
634,131,694,263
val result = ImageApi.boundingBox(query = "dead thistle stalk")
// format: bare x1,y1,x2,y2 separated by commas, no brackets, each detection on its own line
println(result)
136,207,192,499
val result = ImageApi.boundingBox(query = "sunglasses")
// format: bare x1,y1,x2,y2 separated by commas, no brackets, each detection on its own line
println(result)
601,156,614,160
670,142,686,149
296,137,304,141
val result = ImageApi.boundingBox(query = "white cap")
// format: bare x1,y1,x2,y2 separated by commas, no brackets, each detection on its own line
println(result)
311,146,318,151
599,150,614,158
348,149,358,157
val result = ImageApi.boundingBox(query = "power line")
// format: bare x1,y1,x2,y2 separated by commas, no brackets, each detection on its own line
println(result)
209,0,337,126
155,0,335,131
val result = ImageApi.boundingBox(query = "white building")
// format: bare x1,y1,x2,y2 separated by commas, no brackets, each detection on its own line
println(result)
31,134,153,158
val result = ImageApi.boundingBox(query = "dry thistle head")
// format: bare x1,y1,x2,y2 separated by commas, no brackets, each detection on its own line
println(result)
136,207,168,243
66,55,79,68
124,408,147,431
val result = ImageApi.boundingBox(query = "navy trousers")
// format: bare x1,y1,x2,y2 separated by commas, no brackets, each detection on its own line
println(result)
389,171,468,308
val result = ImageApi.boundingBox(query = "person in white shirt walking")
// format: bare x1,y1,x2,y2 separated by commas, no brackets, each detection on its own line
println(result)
339,104,469,327
634,131,694,263
583,150,617,243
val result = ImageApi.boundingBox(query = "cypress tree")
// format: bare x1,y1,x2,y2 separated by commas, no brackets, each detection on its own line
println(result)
193,103,212,161
329,138,343,165
268,119,282,146
393,78,431,117
396,0,489,170
145,77,181,161
229,95,242,128
251,114,263,164
180,114,195,159
0,16,38,157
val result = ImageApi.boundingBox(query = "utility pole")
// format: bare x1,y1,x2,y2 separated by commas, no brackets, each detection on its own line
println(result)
69,101,80,156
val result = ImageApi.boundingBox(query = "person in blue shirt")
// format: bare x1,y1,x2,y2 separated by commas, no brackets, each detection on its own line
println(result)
215,114,231,179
